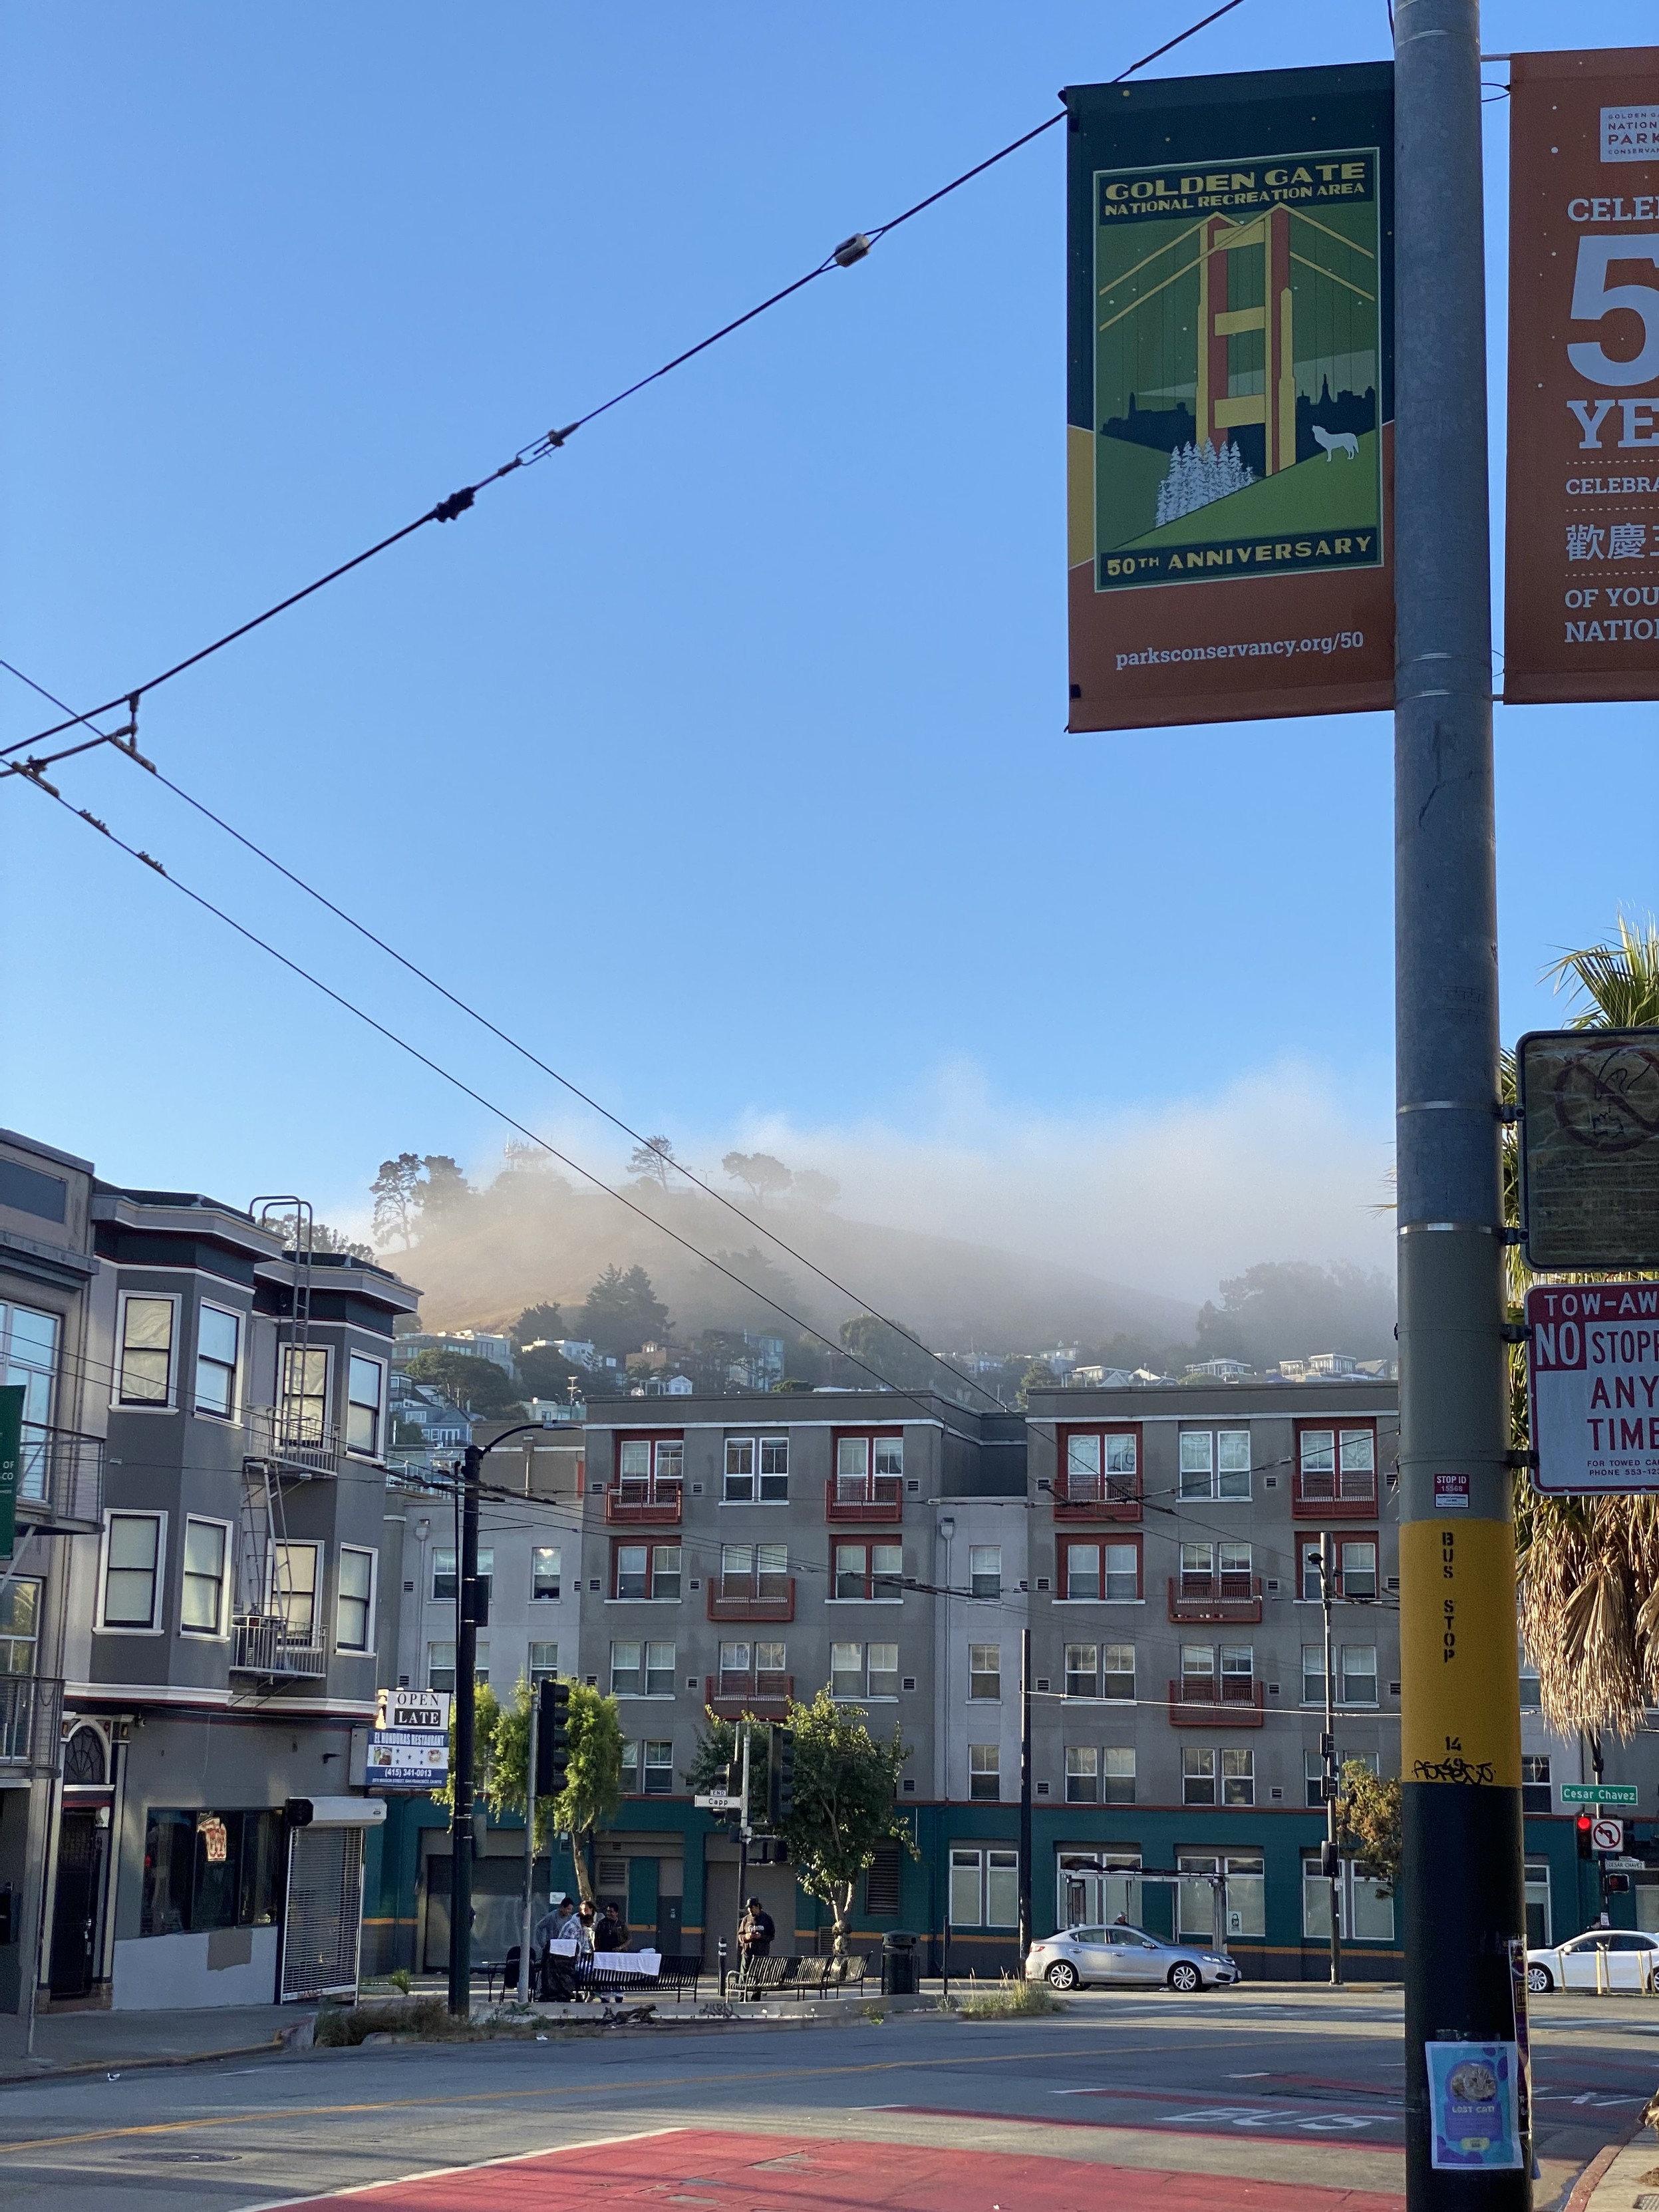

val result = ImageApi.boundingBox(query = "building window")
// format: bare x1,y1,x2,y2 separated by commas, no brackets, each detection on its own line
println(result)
1064,1642,1098,1700
531,1547,561,1601
1296,1424,1377,1506
118,1296,176,1406
1520,1655,1542,1710
642,1740,674,1795
432,1548,494,1622
0,1581,40,1678
611,1640,675,1696
1222,1746,1255,1806
830,1641,897,1700
949,1847,1018,1927
724,1437,755,1500
969,1545,1002,1599
614,1543,681,1601
1522,1754,1552,1816
1339,1540,1378,1599
1340,1645,1378,1706
1179,1851,1265,1938
529,1641,559,1683
1181,1429,1253,1499
718,1638,788,1699
1103,1747,1135,1806
835,1432,903,1498
834,1540,903,1601
273,1543,320,1643
1179,1431,1215,1498
758,1434,789,1499
194,1306,239,1419
724,1435,790,1501
1065,1746,1099,1804
140,1808,283,1937
968,1643,1001,1700
102,1511,163,1629
1058,1536,1141,1602
1061,1428,1139,1505
0,1303,59,1500
1182,1748,1217,1806
1303,1855,1394,1943
347,1355,384,1457
281,1346,329,1444
1302,1645,1328,1707
720,1541,790,1598
428,1641,456,1693
180,1519,227,1635
1305,1750,1328,1809
1103,1643,1135,1701
336,1547,375,1653
1299,1537,1327,1603
969,1744,1000,1800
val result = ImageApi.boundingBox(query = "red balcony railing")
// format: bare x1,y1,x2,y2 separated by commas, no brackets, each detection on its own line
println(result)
1290,1482,1377,1520
605,1480,683,1525
706,1574,796,1622
824,1477,903,1523
1052,1469,1141,1521
1167,1676,1266,1726
706,1670,794,1720
1166,1573,1264,1625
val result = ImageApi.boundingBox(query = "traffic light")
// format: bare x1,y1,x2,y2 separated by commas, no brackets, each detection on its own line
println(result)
769,1725,796,1825
1319,1839,1340,1879
1577,1812,1594,1861
535,1677,571,1797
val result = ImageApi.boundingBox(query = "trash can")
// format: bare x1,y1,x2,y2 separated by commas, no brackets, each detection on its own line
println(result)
881,1930,919,1997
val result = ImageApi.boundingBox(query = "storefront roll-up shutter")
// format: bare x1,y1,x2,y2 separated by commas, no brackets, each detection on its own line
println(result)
280,1823,365,2002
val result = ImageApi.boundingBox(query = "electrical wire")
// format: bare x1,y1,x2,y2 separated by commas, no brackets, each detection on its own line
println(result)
0,0,1247,762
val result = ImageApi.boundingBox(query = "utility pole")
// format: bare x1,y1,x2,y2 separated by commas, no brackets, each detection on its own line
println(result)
1018,1627,1033,1960
1394,3,1527,2203
1320,1535,1344,1988
448,1442,480,2017
734,1721,752,1975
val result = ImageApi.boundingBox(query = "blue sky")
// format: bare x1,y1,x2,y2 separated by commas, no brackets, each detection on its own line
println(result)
3,3,1655,1305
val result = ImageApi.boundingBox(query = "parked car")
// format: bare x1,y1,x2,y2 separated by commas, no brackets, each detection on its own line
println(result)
1525,1928,1659,1992
1025,1923,1241,1992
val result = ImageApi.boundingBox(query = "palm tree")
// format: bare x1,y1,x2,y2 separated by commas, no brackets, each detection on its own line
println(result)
1513,915,1659,1741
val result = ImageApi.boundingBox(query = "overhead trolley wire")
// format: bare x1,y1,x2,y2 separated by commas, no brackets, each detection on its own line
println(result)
0,0,1246,764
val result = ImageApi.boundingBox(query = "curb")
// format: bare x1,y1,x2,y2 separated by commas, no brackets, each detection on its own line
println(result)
0,2033,286,2090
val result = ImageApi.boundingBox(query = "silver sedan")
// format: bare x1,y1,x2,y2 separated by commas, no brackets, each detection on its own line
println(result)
1025,1923,1241,1992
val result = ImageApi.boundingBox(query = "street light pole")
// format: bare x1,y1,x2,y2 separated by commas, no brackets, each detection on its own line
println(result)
1394,3,1527,2201
1018,1627,1033,1961
1321,1535,1344,1988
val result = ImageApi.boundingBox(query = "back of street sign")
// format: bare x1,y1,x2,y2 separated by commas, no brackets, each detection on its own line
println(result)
1518,1028,1659,1269
1528,1282,1659,1494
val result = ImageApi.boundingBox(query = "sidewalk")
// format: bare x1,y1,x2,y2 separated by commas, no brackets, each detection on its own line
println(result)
0,2002,293,2083
1580,2133,1659,2211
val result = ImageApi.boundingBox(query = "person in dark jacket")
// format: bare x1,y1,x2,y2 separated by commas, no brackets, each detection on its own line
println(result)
738,1897,775,1961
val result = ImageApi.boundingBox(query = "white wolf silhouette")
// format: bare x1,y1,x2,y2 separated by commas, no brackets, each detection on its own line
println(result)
1311,425,1359,461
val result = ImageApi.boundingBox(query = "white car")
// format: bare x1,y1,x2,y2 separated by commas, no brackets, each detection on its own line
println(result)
1026,1923,1241,1992
1525,1928,1659,1992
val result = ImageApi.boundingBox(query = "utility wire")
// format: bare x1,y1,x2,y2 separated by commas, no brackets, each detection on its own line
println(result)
1,0,1246,762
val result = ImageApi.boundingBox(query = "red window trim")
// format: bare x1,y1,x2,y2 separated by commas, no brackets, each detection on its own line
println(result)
609,1533,681,1599
831,1534,904,1601
613,1430,684,1479
1290,1418,1379,1509
1056,1529,1143,1601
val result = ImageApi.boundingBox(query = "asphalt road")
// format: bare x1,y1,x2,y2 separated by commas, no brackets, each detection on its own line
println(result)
0,1987,1652,2211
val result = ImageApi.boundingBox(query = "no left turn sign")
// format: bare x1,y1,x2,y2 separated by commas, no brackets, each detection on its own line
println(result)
1592,1817,1624,1853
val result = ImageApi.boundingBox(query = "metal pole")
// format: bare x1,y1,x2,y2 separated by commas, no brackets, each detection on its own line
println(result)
519,1693,537,2004
1394,3,1527,2201
735,1724,750,1990
448,1446,480,2017
1018,1627,1033,1960
1322,1536,1344,1988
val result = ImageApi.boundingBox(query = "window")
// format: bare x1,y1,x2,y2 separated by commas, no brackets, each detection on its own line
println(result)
1303,1856,1394,1943
830,1642,897,1700
194,1307,239,1418
614,1543,681,1601
532,1547,561,1601
1064,1642,1098,1700
1,1301,59,1500
118,1296,175,1406
720,1541,790,1595
432,1549,458,1603
1179,1428,1253,1500
1103,1747,1135,1806
758,1434,789,1499
1179,1431,1214,1498
969,1545,1002,1599
1217,1430,1251,1500
1222,1746,1255,1806
1340,1645,1378,1706
835,1433,902,1496
1296,1424,1377,1505
724,1437,754,1501
1302,1644,1328,1706
140,1809,283,1937
1103,1643,1135,1701
431,1548,493,1621
718,1637,786,1695
347,1355,384,1456
1181,1541,1213,1583
617,1435,682,1494
474,1639,491,1686
1062,1428,1139,1504
102,1512,162,1628
1305,1750,1328,1809
0,1581,39,1678
1065,1746,1099,1803
529,1641,559,1683
611,1639,674,1696
1058,1537,1141,1601
1183,1748,1217,1806
273,1543,320,1643
1221,1645,1256,1698
337,1547,375,1653
1522,1753,1553,1816
968,1643,1001,1700
643,1739,673,1795
1179,1851,1265,1938
428,1641,456,1693
180,1519,227,1635
1339,1541,1378,1600
969,1744,1000,1800
1181,1643,1215,1690
1299,1538,1328,1603
949,1847,1018,1927
281,1345,329,1444
724,1436,789,1501
833,1540,903,1601
1520,1655,1542,1710
1064,1541,1100,1601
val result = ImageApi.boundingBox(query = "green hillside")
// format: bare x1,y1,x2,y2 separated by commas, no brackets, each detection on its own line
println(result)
1120,430,1381,552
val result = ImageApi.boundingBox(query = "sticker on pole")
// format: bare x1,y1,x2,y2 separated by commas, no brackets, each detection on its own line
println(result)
1527,1283,1659,1493
1433,1473,1470,1511
1592,1817,1625,1852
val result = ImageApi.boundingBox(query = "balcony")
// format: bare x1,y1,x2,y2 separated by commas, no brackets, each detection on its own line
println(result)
1168,1676,1266,1726
605,1480,683,1525
0,1675,65,1772
1051,1470,1141,1522
1167,1573,1264,1626
706,1573,796,1622
824,1477,903,1524
243,1404,341,1480
229,1614,328,1680
706,1670,793,1721
13,1430,104,1534
1291,1478,1377,1520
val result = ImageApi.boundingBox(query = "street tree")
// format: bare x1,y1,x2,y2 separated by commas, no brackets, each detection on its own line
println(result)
500,1678,625,1901
1337,1759,1402,1896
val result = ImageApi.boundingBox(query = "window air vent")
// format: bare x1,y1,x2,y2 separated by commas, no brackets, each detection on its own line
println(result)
1390,1682,1402,1697
1271,1787,1283,1800
591,1480,605,1494
1266,1578,1281,1594
1036,1678,1051,1693
1037,1577,1051,1591
689,1579,700,1591
686,1676,698,1690
1265,1476,1277,1488
588,1578,601,1591
902,1677,917,1692
1267,1684,1280,1696
1036,1781,1050,1796
692,1482,703,1494
907,1480,920,1495
902,1778,917,1792
1386,1576,1400,1593
1019,1578,1028,1591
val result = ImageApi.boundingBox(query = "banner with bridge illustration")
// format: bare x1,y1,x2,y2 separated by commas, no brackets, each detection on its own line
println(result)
1065,66,1395,730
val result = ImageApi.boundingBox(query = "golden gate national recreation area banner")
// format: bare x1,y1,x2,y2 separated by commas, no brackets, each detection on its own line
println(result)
1064,66,1396,732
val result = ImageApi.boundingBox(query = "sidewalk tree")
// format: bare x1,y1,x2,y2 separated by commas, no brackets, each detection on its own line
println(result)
485,1677,625,1903
1336,1759,1402,1897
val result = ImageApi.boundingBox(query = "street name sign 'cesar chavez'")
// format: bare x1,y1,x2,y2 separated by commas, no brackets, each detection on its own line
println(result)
1064,63,1395,731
